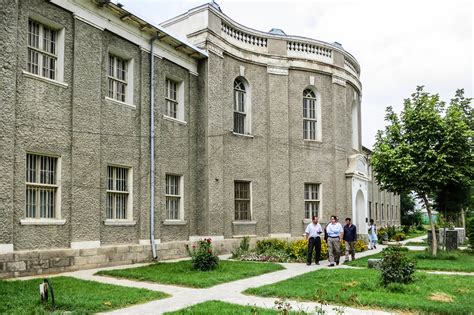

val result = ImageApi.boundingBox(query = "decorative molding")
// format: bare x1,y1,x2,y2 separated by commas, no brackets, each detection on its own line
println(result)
0,244,14,254
269,233,292,238
267,65,289,76
239,65,245,77
163,220,188,226
73,14,104,31
309,76,315,86
103,220,136,226
70,241,100,249
139,239,161,245
20,219,66,225
189,235,225,242
232,221,257,225
207,43,224,58
332,75,346,87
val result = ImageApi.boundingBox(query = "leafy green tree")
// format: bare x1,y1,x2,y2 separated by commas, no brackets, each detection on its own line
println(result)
371,87,473,255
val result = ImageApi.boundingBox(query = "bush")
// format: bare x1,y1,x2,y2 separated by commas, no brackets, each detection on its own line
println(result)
187,238,219,271
393,232,407,241
354,239,368,252
256,239,288,254
380,247,416,286
377,227,388,241
231,236,251,259
467,217,474,249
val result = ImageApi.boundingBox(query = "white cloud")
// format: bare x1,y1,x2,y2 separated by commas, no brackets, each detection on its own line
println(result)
120,0,473,148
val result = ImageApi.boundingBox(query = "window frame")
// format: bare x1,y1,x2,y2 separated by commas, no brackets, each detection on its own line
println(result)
24,153,62,221
304,183,320,219
233,78,251,135
303,89,318,141
106,165,133,221
234,181,252,221
25,17,65,83
165,174,184,221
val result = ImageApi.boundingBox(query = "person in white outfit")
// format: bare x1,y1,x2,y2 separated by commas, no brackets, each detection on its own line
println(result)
305,216,323,265
368,219,378,249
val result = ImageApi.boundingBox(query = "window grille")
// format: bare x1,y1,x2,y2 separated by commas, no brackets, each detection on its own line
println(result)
106,166,129,219
108,55,128,102
304,183,320,219
27,20,57,80
166,175,182,220
26,154,58,219
234,181,250,220
165,79,179,118
303,89,317,140
233,79,246,134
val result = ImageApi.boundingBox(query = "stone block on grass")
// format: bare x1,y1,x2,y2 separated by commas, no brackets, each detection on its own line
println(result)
368,258,382,269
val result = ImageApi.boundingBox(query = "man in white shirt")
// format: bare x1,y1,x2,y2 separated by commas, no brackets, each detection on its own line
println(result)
305,216,323,265
325,215,344,267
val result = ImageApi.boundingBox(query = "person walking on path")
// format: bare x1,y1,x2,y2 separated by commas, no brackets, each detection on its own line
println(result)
368,219,378,249
305,216,323,265
326,215,343,267
343,218,357,262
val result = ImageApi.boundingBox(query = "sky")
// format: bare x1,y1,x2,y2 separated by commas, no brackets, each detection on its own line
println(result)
118,0,473,149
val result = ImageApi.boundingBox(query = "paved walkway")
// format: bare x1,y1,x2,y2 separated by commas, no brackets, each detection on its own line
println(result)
56,247,392,315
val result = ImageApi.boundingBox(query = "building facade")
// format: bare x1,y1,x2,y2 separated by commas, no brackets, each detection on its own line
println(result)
0,0,399,277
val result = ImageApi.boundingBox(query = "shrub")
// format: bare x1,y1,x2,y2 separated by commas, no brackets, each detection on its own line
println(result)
287,239,308,260
256,239,288,254
187,238,219,271
467,217,474,249
377,227,388,241
380,247,416,286
354,239,368,252
416,224,426,231
393,232,407,241
231,236,251,259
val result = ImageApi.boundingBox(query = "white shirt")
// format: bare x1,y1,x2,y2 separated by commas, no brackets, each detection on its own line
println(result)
326,222,343,237
305,222,323,238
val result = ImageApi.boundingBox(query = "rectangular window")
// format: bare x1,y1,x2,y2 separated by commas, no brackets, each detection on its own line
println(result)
369,201,372,220
27,20,58,80
108,55,128,103
381,203,384,221
26,154,58,219
234,181,250,220
304,183,320,219
165,79,179,119
106,166,129,220
233,88,246,134
303,97,317,140
375,202,378,220
166,174,182,220
387,205,389,222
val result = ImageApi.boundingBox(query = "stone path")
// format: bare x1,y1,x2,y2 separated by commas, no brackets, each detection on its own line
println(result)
56,247,392,315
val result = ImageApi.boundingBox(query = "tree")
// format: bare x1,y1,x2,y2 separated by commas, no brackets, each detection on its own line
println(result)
400,193,421,226
371,87,473,255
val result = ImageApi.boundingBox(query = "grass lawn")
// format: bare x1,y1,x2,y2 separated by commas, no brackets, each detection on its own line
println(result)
404,241,427,246
346,249,474,272
0,276,168,314
245,269,474,314
165,300,282,314
97,260,285,288
404,230,427,240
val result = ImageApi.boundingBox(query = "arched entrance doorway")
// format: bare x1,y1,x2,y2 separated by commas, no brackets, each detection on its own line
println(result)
355,189,366,231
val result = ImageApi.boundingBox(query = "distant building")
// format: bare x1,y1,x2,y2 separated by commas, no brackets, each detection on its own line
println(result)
0,0,399,277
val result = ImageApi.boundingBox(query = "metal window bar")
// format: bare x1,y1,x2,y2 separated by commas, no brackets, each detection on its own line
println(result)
165,175,181,220
234,182,250,220
108,55,128,102
106,166,129,219
304,184,320,219
165,79,179,118
27,20,57,79
25,154,58,219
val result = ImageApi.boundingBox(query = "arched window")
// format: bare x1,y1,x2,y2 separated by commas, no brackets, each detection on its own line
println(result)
233,78,247,134
303,89,317,140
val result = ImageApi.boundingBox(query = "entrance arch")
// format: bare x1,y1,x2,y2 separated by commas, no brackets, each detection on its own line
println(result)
355,189,366,231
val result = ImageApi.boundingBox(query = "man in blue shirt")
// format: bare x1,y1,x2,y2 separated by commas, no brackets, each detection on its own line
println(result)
343,217,357,262
325,215,343,267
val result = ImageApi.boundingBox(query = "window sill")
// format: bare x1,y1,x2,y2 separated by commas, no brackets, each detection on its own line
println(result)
231,131,254,138
22,70,68,88
232,220,257,225
163,115,187,125
103,219,136,226
20,219,66,226
303,139,322,144
163,220,187,226
302,219,312,224
104,97,136,109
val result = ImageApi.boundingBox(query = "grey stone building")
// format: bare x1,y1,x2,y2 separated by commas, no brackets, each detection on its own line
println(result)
0,0,399,277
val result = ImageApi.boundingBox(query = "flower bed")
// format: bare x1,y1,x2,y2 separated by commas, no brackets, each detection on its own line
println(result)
232,237,367,263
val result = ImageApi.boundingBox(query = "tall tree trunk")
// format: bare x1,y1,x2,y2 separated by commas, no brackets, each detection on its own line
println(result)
421,194,437,256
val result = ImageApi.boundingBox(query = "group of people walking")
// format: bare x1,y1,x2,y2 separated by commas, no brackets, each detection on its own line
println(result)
305,215,378,266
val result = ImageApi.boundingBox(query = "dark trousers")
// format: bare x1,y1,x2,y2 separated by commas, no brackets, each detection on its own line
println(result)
307,237,321,264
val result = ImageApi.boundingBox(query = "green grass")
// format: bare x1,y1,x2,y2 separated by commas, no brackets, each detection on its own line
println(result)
404,230,427,240
404,241,427,246
0,276,168,314
165,300,283,314
245,269,474,314
346,249,474,272
97,260,285,288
